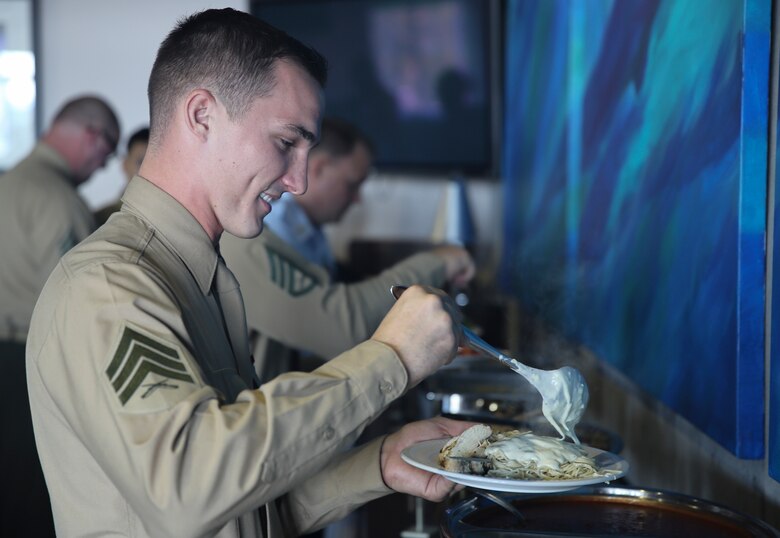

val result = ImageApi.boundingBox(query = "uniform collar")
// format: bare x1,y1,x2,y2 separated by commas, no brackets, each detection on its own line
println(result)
33,142,78,186
121,175,218,296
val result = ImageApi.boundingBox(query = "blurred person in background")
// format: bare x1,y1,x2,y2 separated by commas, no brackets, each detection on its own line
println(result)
0,94,119,537
221,117,475,383
94,126,149,226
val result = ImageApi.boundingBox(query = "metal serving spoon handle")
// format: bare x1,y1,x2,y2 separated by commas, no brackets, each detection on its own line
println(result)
460,325,536,379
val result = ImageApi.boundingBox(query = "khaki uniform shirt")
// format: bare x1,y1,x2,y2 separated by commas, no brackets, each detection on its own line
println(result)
0,143,95,341
94,199,123,227
220,230,445,381
27,176,408,538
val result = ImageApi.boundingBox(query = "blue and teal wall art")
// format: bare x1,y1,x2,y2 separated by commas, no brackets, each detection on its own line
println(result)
769,15,780,481
501,0,770,458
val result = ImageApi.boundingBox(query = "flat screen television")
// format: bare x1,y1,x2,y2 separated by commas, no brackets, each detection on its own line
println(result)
251,0,502,176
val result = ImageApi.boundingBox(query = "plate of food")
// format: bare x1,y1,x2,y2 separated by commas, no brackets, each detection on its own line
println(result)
401,424,628,493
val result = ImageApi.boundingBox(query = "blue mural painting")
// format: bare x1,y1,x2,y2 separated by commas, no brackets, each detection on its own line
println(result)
501,0,770,458
770,12,780,481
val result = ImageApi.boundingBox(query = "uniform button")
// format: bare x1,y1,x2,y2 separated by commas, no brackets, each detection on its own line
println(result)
379,381,393,394
323,426,335,440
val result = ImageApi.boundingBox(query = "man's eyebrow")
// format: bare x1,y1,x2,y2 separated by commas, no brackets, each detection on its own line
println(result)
283,124,317,143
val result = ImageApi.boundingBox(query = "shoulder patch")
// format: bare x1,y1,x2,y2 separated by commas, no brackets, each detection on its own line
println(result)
105,324,200,413
264,245,321,297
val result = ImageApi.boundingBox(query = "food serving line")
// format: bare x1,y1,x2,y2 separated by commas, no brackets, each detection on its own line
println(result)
392,335,780,537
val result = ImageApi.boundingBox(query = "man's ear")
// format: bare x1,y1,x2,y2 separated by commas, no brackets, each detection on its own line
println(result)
184,89,216,141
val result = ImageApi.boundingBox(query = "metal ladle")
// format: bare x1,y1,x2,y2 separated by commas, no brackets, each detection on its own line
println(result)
390,285,589,444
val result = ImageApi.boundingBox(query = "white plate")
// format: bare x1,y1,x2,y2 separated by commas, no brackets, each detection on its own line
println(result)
401,438,629,493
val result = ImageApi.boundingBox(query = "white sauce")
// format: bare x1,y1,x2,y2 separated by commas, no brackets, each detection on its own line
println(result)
539,367,588,443
503,354,589,444
484,434,586,471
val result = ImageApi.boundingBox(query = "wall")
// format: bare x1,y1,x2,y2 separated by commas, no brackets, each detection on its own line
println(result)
37,0,246,210
769,0,780,483
0,0,36,170
501,0,780,527
502,0,769,458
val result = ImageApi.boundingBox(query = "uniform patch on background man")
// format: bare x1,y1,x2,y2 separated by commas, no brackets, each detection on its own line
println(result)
265,245,321,297
105,324,199,413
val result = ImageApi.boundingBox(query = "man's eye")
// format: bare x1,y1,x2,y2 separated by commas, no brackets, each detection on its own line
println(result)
279,139,294,150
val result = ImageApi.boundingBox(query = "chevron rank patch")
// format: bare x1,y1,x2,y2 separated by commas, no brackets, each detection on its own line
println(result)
105,324,200,413
265,245,321,297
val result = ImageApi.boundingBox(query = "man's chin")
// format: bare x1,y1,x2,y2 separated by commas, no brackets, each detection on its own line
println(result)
247,222,264,239
226,220,264,240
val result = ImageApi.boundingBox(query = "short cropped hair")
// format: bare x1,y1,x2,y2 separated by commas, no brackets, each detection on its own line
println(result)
313,118,374,159
52,95,119,136
147,8,327,140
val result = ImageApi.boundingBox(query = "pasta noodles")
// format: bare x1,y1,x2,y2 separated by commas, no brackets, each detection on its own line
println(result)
439,425,612,481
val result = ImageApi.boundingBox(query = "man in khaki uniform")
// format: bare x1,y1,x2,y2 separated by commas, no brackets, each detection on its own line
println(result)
0,94,119,537
221,118,474,382
27,9,470,538
0,95,119,339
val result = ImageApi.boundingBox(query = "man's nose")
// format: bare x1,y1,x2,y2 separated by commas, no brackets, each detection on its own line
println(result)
283,158,308,195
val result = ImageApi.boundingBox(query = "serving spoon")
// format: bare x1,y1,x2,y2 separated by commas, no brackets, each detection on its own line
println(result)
390,285,589,444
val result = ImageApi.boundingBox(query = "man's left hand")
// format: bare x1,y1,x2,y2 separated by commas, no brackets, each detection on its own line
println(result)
380,416,476,502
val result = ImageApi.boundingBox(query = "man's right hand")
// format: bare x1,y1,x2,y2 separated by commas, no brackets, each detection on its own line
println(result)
371,285,461,387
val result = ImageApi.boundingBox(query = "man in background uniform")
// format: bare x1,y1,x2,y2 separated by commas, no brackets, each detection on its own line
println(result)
0,94,119,537
94,126,149,226
26,9,470,538
221,118,475,382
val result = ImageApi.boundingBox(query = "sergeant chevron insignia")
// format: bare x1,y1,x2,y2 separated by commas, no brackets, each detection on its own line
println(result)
265,245,321,297
105,324,199,413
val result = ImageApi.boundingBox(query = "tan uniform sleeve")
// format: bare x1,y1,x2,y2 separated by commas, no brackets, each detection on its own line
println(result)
277,436,390,535
222,231,447,359
28,261,408,537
